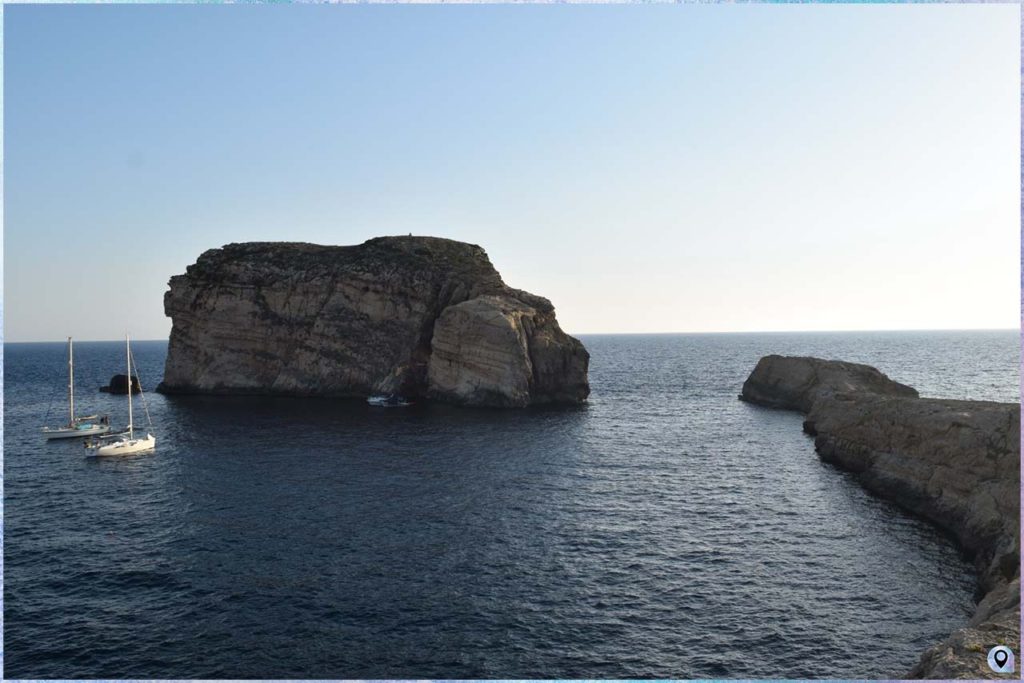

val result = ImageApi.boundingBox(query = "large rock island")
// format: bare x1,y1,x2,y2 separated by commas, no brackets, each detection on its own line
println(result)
741,355,1020,679
158,236,589,407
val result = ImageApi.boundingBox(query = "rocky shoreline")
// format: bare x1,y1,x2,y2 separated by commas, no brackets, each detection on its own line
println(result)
740,355,1020,679
741,356,1019,679
157,236,589,408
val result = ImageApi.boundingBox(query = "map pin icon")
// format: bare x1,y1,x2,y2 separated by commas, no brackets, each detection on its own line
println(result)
995,649,1009,668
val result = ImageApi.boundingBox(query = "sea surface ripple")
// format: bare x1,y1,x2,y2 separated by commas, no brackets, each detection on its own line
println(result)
4,330,1017,678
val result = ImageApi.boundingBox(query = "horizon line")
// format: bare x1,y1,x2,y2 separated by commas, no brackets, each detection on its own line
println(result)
5,326,1019,344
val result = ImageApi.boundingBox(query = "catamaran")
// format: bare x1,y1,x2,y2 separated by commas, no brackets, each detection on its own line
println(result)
86,334,156,456
41,337,112,439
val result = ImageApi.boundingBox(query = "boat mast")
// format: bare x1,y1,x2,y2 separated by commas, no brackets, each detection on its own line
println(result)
68,337,75,425
126,333,133,439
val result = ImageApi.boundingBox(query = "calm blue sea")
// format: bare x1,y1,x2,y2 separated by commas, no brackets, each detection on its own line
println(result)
3,330,1019,678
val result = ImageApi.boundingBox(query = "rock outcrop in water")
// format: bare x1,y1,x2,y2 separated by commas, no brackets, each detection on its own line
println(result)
740,354,918,411
157,237,589,407
741,355,1020,680
99,374,141,395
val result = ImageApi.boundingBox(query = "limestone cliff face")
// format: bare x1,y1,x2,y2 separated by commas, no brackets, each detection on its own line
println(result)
741,355,1020,679
158,237,589,407
427,294,589,407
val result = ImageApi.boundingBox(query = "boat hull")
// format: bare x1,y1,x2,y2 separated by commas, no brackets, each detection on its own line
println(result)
89,434,156,456
43,424,112,440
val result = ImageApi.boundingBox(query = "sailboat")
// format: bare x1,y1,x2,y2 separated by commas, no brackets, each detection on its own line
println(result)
41,337,112,439
86,334,155,456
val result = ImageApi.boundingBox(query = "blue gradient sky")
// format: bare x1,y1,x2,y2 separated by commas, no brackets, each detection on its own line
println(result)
4,4,1019,341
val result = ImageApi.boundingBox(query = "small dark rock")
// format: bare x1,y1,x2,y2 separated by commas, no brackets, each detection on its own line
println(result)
100,374,141,394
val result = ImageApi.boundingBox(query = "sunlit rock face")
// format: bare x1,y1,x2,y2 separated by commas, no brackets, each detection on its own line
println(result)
158,236,589,407
426,294,590,407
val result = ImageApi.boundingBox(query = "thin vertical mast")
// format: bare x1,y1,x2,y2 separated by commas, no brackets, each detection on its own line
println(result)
68,337,75,425
127,333,133,439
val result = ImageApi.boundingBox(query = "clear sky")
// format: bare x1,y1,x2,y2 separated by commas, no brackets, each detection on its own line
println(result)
4,4,1019,342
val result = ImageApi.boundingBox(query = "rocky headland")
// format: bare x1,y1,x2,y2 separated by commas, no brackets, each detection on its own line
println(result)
157,236,589,407
741,355,1020,679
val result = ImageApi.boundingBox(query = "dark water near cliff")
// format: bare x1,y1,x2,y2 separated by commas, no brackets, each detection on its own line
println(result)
4,331,1018,678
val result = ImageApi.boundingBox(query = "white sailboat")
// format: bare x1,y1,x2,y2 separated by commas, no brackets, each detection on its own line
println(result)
42,337,112,439
86,334,155,456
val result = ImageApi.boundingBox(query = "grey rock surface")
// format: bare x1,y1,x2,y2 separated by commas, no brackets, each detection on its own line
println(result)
908,576,1020,680
740,354,918,412
741,355,1020,679
158,236,589,407
805,394,1020,593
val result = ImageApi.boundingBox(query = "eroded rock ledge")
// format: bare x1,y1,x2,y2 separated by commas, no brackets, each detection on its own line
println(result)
740,354,919,411
157,237,589,407
741,355,1020,679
